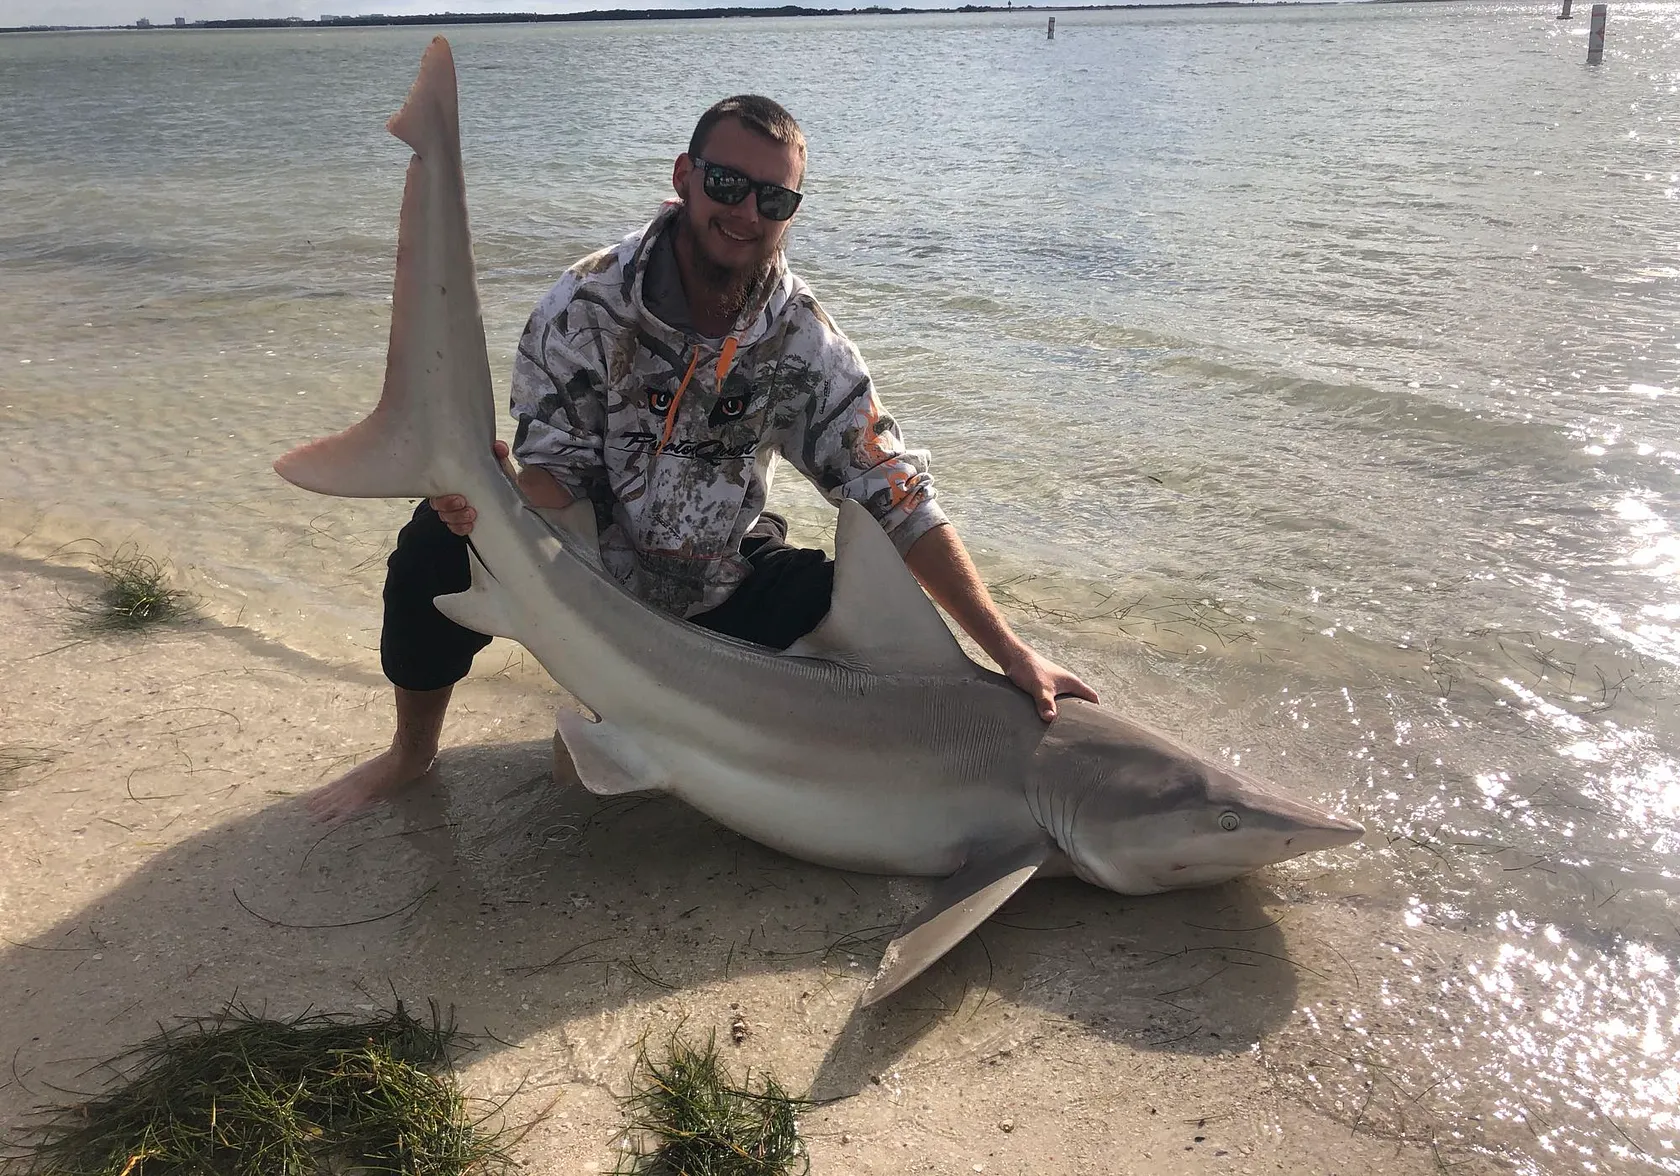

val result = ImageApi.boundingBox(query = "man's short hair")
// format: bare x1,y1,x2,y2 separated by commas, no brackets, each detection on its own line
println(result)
688,96,807,182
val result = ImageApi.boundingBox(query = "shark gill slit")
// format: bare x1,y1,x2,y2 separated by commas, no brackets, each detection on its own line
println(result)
918,688,1011,784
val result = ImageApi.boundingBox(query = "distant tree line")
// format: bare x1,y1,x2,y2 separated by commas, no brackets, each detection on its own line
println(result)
206,8,862,28
3,2,1286,36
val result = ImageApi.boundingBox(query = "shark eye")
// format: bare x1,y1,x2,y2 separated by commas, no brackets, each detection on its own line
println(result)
1219,811,1241,832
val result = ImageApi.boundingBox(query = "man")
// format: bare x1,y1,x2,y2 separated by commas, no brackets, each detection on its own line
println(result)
308,95,1096,823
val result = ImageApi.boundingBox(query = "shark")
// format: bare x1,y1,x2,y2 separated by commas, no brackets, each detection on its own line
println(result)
274,37,1365,1007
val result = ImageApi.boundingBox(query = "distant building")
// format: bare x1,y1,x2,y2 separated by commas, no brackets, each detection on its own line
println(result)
136,16,152,26
175,15,186,25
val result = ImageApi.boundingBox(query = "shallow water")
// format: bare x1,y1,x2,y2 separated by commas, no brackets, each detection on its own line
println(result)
1,4,1678,1170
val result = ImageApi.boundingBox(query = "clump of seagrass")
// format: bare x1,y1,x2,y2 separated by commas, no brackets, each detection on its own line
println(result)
0,746,56,790
612,1032,808,1176
0,1000,512,1176
86,549,192,631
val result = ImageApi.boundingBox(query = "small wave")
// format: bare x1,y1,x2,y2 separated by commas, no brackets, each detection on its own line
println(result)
0,234,172,271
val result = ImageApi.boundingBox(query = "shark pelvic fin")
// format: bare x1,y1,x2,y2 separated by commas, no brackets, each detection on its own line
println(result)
272,36,494,502
433,546,525,640
532,501,600,563
860,837,1051,1007
555,709,662,797
783,499,974,674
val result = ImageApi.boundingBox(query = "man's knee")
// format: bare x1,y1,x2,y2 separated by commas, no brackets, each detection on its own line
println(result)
385,501,472,595
380,502,491,691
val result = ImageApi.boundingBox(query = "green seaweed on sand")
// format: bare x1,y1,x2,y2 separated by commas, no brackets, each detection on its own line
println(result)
86,549,192,632
0,746,57,790
0,1001,514,1176
612,1032,809,1176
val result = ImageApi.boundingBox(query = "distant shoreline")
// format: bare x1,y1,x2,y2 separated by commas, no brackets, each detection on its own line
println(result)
4,1,1361,36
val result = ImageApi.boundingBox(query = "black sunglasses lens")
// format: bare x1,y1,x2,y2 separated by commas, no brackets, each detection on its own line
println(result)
702,164,750,205
699,161,801,221
756,186,801,221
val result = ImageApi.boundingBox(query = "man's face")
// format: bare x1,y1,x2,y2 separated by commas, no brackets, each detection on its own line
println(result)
673,116,803,282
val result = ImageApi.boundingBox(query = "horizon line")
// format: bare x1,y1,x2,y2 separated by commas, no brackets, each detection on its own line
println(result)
3,0,1379,35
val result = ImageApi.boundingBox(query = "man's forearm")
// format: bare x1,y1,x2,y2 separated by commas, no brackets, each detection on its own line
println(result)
511,459,575,510
903,522,1024,669
903,518,1099,721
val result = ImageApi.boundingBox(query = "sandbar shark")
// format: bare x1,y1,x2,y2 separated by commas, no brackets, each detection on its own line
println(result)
274,37,1364,1006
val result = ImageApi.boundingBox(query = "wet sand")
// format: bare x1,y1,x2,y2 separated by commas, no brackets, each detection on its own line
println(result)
0,553,1499,1175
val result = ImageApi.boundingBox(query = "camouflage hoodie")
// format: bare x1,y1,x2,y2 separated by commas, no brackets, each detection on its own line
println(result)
510,202,948,618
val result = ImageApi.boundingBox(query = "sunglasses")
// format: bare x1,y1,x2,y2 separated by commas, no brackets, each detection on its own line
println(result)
691,157,803,222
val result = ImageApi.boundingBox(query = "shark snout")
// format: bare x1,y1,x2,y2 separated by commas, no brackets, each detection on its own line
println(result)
1280,811,1365,853
1232,782,1366,862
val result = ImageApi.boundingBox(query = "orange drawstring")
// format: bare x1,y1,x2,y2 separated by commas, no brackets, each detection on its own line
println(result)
656,347,702,455
655,338,741,456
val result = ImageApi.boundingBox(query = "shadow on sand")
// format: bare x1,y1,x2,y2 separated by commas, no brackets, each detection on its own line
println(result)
1,737,1310,1111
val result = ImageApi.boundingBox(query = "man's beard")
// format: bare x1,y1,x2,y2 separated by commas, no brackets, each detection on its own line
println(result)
679,203,777,317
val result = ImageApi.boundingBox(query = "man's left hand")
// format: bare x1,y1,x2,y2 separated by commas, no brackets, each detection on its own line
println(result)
1000,644,1100,723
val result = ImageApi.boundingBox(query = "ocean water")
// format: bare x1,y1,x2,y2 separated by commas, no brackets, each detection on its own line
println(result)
2,3,1678,1170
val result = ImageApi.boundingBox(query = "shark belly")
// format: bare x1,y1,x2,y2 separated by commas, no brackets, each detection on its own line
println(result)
652,733,1029,876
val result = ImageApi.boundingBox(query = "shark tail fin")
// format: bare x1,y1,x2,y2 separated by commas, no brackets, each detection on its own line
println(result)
273,35,493,501
385,36,459,157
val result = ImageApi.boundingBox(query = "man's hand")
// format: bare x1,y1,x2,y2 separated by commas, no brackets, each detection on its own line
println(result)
430,440,534,534
430,441,519,535
999,642,1100,723
903,523,1100,723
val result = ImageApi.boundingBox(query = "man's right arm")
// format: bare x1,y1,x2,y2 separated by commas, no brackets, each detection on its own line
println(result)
433,292,604,535
512,459,574,510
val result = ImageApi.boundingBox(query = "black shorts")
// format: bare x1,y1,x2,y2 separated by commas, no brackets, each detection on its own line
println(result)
380,501,834,692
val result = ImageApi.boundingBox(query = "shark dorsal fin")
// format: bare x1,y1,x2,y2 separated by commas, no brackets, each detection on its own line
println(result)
782,499,974,674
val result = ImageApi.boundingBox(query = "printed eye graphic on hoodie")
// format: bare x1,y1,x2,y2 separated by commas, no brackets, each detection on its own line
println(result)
648,388,751,428
708,394,749,427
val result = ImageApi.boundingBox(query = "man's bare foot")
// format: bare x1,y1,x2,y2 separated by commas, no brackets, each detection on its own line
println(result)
307,746,437,823
306,685,454,823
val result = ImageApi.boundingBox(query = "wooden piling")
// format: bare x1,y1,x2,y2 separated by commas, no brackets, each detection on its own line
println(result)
1587,3,1606,62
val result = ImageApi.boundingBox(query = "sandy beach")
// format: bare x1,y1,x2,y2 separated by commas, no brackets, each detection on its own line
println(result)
0,551,1505,1175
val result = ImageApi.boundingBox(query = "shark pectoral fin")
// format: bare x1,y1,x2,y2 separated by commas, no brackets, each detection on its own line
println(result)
860,839,1052,1008
433,546,524,640
554,708,661,797
782,499,976,675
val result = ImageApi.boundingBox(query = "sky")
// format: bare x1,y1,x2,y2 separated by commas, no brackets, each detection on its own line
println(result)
0,0,1004,26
